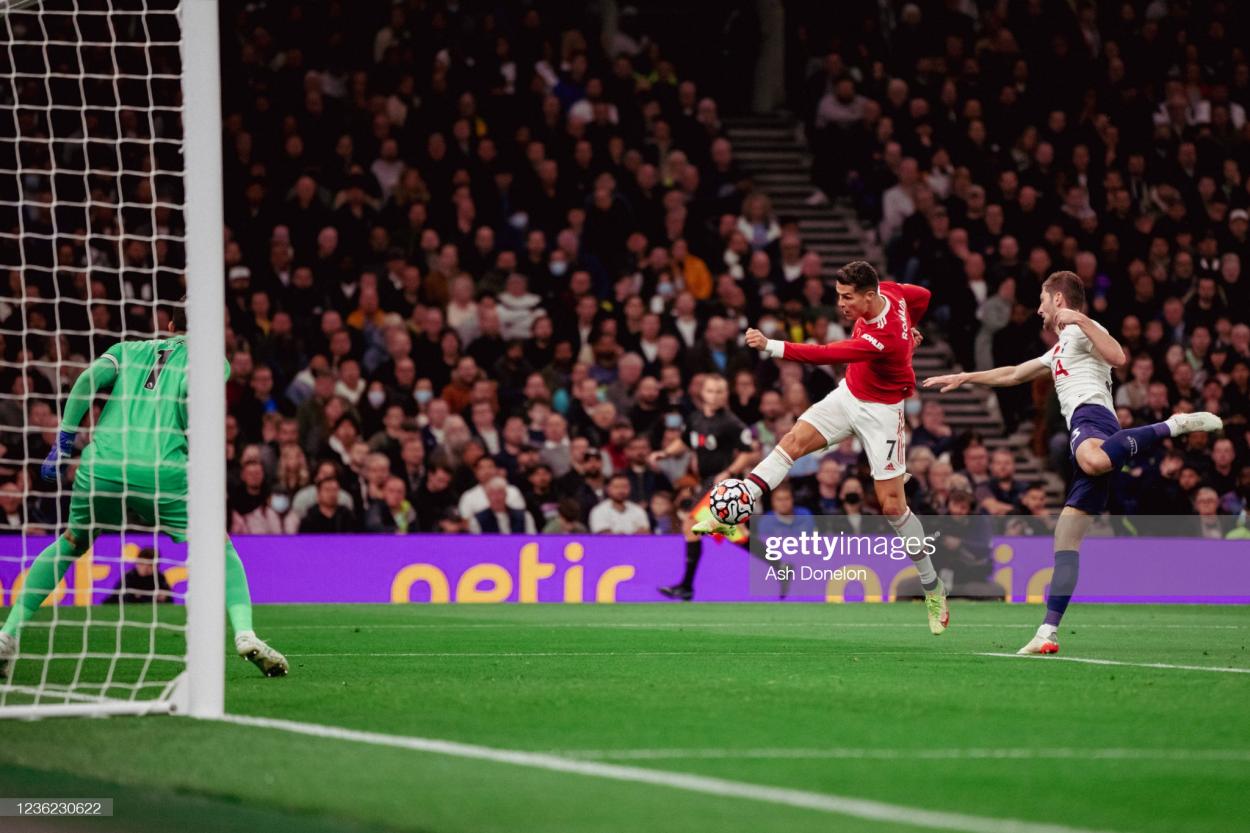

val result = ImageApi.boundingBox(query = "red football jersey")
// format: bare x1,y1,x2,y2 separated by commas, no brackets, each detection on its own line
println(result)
781,281,931,404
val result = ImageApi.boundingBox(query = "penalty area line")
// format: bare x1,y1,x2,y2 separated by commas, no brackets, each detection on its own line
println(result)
977,653,1250,674
218,713,1120,833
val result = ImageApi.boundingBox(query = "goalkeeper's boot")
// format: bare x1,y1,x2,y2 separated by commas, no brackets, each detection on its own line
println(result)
924,579,950,636
1017,625,1060,655
235,632,289,677
0,632,16,680
691,518,740,536
1165,411,1223,436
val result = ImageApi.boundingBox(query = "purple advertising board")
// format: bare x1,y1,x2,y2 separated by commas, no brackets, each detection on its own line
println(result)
0,534,1247,606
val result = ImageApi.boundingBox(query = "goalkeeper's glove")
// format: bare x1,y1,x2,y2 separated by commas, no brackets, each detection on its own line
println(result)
40,430,77,483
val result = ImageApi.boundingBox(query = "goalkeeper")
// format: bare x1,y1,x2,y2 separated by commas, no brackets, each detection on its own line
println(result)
0,309,288,678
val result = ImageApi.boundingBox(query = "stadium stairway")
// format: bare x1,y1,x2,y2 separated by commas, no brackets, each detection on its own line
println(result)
724,114,1065,508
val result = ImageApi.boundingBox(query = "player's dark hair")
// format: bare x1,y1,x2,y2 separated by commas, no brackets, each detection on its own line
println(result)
834,261,880,293
1042,270,1086,311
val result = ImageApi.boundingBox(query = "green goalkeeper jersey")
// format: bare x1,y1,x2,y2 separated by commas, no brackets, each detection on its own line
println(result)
66,336,222,494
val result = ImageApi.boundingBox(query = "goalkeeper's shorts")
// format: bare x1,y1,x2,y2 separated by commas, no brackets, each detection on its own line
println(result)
67,462,190,544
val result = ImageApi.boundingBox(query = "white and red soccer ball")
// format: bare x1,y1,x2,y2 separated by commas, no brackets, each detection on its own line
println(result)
709,478,753,525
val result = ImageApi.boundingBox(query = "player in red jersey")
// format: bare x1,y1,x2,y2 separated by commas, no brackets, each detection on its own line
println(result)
696,261,948,634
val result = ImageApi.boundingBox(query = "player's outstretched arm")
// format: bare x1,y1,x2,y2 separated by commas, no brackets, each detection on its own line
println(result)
745,328,881,366
41,351,121,481
923,359,1048,393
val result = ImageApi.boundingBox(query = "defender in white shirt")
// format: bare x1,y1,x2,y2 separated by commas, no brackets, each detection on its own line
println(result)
926,271,1221,656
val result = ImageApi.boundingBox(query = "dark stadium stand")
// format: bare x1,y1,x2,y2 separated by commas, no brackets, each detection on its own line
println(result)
3,0,1247,537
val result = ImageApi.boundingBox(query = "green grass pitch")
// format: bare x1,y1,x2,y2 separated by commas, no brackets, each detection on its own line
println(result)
1,602,1248,833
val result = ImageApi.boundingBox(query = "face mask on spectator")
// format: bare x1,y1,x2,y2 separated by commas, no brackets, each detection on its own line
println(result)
367,390,387,409
657,281,674,297
664,413,683,429
414,389,433,406
270,494,291,514
905,399,922,417
550,260,568,276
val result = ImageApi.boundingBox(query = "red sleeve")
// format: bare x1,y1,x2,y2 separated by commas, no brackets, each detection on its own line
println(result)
782,335,884,365
885,281,931,323
903,284,931,322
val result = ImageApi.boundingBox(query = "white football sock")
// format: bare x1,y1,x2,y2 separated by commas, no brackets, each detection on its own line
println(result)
889,510,937,588
744,447,795,501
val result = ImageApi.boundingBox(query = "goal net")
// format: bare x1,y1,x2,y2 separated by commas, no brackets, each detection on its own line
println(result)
0,0,225,718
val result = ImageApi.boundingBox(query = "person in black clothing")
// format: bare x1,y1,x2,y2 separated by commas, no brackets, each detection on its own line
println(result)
553,439,607,522
649,374,757,600
105,548,172,605
414,463,458,532
298,476,360,533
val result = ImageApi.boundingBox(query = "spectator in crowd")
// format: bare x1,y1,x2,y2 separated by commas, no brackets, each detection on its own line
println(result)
975,449,1026,516
458,456,527,520
0,480,27,532
105,548,172,606
229,458,285,534
543,498,590,535
298,475,360,533
588,473,651,534
415,464,457,531
468,476,536,535
365,476,417,534
910,400,955,457
648,491,681,535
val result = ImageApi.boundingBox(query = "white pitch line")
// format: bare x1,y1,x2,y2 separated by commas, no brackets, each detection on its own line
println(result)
978,653,1250,674
218,713,1121,833
549,747,1250,763
270,622,1249,631
288,649,925,658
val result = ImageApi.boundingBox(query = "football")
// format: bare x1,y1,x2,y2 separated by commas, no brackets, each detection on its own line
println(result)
709,478,754,525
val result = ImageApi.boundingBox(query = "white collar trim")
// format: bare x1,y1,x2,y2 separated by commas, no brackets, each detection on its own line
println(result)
866,294,891,327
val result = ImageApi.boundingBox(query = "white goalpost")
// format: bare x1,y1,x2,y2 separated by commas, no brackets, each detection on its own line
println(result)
0,0,224,718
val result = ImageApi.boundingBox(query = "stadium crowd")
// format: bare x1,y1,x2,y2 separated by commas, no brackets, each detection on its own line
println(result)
1,1,1247,556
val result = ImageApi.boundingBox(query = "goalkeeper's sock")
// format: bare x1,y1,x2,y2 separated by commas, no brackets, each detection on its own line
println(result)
744,447,794,503
1043,550,1080,627
2,536,83,637
225,539,254,635
888,510,938,592
1099,423,1170,469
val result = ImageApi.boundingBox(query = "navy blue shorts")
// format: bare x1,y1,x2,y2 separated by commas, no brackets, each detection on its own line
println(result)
1064,403,1120,513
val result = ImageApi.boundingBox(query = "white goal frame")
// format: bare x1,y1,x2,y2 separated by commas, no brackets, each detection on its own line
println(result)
179,0,225,721
0,0,225,720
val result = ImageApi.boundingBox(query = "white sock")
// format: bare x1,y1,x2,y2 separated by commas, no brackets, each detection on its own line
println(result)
1038,623,1058,638
744,447,794,501
889,510,937,588
235,630,255,641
